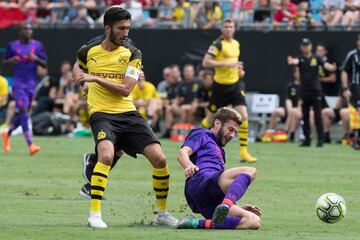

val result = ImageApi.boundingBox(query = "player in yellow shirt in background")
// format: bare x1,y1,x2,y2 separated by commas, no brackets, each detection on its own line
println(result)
0,75,8,109
201,19,257,163
132,73,162,131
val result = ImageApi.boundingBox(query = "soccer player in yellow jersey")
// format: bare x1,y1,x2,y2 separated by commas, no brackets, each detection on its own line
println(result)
73,7,178,228
132,75,162,131
201,19,257,163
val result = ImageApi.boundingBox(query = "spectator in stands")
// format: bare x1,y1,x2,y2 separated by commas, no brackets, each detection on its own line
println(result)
176,63,202,124
253,0,272,26
132,72,162,131
163,66,182,138
342,0,360,30
309,0,325,25
120,0,144,24
49,0,70,25
36,0,52,26
157,66,172,97
232,0,254,24
32,65,59,116
192,70,213,119
59,60,72,85
56,69,81,121
322,96,349,143
273,0,299,28
158,0,175,22
66,0,95,26
322,0,345,27
194,1,222,29
173,0,193,26
267,77,301,142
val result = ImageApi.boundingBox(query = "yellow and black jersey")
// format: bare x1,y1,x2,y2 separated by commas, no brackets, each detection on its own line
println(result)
207,37,240,85
77,39,142,116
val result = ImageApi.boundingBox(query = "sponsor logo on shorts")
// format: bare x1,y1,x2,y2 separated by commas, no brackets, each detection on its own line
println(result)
97,130,106,140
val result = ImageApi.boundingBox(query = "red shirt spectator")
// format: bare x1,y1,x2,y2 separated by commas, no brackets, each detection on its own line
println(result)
274,0,298,22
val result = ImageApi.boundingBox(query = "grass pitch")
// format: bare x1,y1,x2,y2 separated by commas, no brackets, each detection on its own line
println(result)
0,136,359,240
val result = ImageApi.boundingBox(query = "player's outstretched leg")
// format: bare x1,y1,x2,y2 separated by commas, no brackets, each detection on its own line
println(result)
212,167,257,224
18,110,41,155
143,143,178,227
178,205,260,230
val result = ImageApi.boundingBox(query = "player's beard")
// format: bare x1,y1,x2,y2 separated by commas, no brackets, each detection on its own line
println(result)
109,30,125,46
217,126,230,147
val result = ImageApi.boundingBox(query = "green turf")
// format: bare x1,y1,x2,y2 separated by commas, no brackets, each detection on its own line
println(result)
0,136,359,240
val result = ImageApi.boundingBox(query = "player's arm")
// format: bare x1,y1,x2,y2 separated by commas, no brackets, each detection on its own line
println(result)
74,71,138,97
177,146,199,178
340,52,352,98
285,99,292,112
202,53,239,68
287,55,299,65
29,42,47,68
320,71,336,83
3,44,19,66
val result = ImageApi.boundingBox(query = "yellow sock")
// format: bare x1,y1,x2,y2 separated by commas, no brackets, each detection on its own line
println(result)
90,162,110,213
200,118,211,129
152,165,169,211
239,120,249,155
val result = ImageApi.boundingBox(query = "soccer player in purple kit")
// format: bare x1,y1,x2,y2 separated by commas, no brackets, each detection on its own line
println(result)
2,23,47,155
176,107,261,230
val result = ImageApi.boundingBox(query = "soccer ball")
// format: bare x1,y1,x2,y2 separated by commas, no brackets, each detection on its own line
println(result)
315,193,346,224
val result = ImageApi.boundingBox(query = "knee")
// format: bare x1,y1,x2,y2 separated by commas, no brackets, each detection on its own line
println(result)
244,167,257,181
99,151,114,166
151,153,167,168
249,215,261,230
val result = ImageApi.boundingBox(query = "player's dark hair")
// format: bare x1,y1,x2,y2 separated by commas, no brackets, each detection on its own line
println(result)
212,107,242,127
104,6,131,27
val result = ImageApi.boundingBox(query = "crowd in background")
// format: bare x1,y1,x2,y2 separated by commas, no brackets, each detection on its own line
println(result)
1,0,360,30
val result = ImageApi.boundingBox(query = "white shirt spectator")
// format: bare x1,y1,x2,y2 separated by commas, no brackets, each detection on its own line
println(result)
120,0,144,22
323,0,345,9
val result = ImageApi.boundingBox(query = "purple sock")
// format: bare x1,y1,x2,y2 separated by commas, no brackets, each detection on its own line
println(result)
213,216,241,229
223,174,252,206
19,112,32,146
8,114,21,135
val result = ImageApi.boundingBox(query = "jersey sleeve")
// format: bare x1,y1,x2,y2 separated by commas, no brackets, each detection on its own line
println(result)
182,131,203,154
207,38,222,57
36,42,47,61
129,48,142,70
0,77,9,97
285,84,291,100
4,43,15,59
341,51,353,73
76,45,89,71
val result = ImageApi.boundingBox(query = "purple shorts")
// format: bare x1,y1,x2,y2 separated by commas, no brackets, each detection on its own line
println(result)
184,171,225,219
13,88,34,110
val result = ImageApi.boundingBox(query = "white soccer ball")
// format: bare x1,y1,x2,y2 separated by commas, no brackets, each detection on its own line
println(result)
316,193,346,224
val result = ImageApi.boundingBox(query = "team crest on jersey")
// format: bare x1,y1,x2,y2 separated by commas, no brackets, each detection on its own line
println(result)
119,57,127,65
210,104,217,112
310,58,318,66
97,130,106,140
192,83,199,92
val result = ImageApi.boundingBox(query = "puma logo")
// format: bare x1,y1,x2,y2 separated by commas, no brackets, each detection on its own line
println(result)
90,57,97,63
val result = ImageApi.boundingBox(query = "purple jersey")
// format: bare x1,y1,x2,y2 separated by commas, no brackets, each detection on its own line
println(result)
182,127,226,174
4,39,47,90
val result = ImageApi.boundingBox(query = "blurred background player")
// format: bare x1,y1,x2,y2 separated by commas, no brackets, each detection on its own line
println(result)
176,107,261,230
2,23,47,155
266,75,301,142
288,38,336,147
341,34,360,148
132,71,162,132
201,19,257,163
192,70,213,120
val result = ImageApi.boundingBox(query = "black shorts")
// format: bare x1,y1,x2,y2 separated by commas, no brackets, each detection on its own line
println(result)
350,85,360,108
90,111,159,158
208,81,246,113
321,95,329,109
333,108,341,123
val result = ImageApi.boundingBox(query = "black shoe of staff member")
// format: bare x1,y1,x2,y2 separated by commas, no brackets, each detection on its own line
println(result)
299,140,311,147
316,140,323,148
